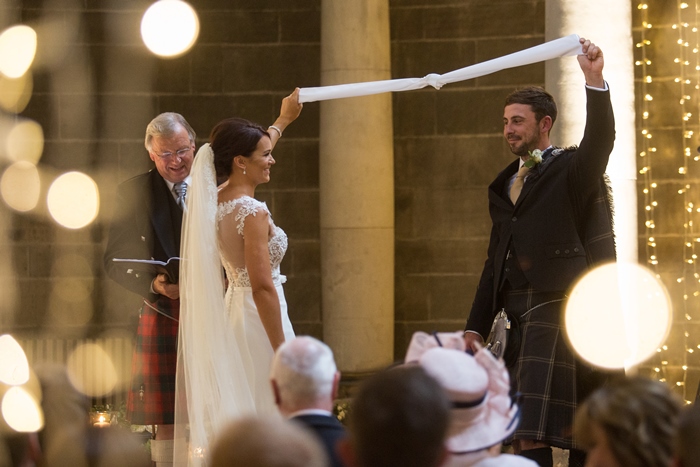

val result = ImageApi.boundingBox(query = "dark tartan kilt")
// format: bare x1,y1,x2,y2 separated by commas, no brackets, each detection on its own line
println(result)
503,286,581,450
126,297,179,426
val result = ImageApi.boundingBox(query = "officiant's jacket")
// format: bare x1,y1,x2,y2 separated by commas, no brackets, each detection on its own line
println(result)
467,87,616,338
104,169,183,302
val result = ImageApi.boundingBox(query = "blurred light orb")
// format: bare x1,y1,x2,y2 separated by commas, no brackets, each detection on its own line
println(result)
2,386,44,432
47,171,99,229
0,161,40,212
0,25,37,78
0,72,33,113
565,262,672,369
141,0,199,57
0,335,29,386
6,119,44,164
66,343,118,397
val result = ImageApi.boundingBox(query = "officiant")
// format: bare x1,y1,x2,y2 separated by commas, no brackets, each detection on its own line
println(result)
462,37,616,467
103,112,196,465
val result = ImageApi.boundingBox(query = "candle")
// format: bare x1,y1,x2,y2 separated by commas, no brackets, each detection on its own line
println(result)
91,411,112,427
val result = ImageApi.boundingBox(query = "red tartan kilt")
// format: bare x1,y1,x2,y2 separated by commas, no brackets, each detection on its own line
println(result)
126,297,179,425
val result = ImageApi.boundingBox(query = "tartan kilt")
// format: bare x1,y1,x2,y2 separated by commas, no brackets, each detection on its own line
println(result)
503,286,578,450
126,297,179,426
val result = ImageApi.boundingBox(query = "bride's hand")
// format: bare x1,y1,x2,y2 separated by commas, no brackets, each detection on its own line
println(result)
275,88,303,129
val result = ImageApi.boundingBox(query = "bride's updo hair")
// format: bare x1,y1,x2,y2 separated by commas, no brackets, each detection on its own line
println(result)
210,117,269,181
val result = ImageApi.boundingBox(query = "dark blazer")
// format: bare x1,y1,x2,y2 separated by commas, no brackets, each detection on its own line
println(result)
292,414,347,467
467,87,616,338
103,169,183,302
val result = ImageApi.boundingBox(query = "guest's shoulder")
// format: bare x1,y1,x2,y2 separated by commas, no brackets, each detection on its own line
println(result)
292,413,344,429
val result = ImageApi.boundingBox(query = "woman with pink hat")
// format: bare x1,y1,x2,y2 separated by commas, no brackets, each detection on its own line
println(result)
406,332,537,466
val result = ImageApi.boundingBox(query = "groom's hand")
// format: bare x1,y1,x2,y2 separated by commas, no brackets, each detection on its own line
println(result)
463,331,484,354
578,37,605,89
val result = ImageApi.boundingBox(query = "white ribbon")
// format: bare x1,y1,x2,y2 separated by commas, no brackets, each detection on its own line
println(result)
299,34,582,104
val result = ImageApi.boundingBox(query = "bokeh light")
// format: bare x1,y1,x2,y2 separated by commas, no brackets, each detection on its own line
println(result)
0,72,33,113
6,119,44,164
0,25,37,78
141,0,199,58
0,335,29,386
565,262,672,369
2,386,44,432
66,343,118,398
47,171,99,229
0,161,40,212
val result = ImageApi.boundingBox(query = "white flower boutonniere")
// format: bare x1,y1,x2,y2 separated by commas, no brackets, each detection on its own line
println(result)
524,149,543,169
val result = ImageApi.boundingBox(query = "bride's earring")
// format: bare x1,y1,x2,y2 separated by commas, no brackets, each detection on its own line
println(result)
243,168,247,175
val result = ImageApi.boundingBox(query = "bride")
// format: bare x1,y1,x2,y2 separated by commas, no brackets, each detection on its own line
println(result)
173,89,303,466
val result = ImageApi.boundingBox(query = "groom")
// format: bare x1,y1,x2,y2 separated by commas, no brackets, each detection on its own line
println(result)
104,112,195,465
463,37,616,466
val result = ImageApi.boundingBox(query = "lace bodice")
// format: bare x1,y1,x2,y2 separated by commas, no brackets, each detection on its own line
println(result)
217,196,287,288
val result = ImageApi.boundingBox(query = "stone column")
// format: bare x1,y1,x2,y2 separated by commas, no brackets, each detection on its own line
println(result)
545,0,637,264
319,0,394,372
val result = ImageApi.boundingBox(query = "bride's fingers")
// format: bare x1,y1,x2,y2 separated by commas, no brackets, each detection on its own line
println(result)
289,88,301,104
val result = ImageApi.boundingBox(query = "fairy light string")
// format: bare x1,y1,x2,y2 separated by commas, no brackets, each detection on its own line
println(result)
636,2,669,386
672,0,697,404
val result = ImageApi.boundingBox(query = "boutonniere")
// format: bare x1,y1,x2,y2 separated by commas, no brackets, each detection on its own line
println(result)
524,149,544,168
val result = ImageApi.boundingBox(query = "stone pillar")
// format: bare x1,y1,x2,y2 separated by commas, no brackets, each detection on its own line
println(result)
319,0,394,372
545,0,637,264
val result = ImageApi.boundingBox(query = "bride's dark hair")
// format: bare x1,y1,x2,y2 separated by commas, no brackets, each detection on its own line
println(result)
210,117,269,182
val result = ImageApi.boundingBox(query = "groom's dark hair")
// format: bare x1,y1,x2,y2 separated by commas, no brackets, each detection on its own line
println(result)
210,117,269,183
505,86,558,126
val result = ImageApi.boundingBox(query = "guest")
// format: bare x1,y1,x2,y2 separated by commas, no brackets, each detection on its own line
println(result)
209,416,327,467
34,364,91,459
672,403,700,467
270,336,346,467
574,376,682,467
0,432,40,467
411,343,536,466
338,365,450,467
463,37,616,466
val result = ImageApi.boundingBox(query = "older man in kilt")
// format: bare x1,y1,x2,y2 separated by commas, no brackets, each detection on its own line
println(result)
463,38,616,467
104,112,196,466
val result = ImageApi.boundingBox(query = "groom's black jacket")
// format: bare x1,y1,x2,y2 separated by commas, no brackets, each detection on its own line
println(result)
467,87,616,338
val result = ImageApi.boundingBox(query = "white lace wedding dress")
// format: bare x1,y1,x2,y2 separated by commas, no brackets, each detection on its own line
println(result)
217,195,295,414
174,145,295,466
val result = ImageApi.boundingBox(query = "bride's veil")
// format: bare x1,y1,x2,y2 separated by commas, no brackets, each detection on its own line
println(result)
173,143,255,466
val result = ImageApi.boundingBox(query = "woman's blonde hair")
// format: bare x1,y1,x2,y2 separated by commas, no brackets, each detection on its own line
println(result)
575,376,683,467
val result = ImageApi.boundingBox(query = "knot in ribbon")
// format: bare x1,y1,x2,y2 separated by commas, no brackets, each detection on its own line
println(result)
421,73,444,90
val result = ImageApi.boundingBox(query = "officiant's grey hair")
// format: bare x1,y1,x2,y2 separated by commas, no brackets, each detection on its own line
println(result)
144,112,196,151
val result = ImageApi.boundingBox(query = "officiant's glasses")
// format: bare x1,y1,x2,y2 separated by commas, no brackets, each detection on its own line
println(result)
153,146,192,160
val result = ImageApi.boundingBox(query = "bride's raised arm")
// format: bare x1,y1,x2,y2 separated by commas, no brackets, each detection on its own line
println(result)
268,88,303,150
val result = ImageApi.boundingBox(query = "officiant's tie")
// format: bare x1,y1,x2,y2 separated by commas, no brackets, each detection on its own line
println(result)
173,182,187,209
509,166,530,204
